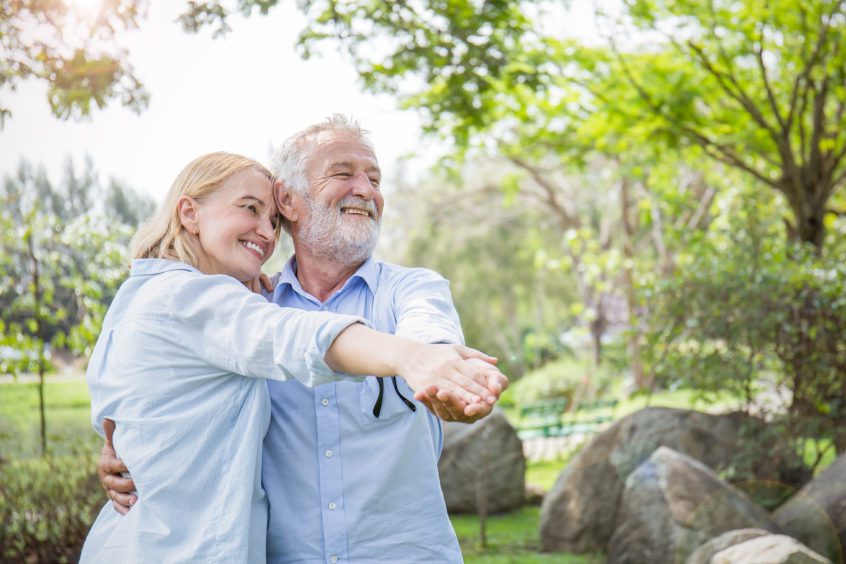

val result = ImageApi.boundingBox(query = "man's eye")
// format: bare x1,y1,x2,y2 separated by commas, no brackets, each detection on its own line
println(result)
369,178,380,187
334,173,351,179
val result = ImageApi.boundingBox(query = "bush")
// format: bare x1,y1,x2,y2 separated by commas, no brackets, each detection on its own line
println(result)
645,188,846,454
510,356,619,406
0,451,105,563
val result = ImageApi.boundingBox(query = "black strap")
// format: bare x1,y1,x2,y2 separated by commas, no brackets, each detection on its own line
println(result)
372,377,417,418
372,377,385,417
391,377,417,412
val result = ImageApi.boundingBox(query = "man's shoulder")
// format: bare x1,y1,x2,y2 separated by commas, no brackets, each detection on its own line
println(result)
372,259,449,289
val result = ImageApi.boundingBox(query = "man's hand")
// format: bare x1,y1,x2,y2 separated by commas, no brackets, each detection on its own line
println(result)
244,272,274,294
413,356,509,423
97,419,137,514
418,387,493,423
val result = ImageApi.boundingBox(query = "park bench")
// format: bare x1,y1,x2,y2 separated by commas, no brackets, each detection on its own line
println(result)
557,398,619,437
516,398,569,440
516,398,619,440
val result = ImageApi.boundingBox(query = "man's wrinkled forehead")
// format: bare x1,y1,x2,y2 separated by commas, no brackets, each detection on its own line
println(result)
305,131,380,171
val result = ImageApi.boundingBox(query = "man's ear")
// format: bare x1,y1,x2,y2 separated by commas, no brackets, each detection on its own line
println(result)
177,196,200,235
275,180,299,224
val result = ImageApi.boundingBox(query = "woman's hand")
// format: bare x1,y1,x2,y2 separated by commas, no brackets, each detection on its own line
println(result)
396,343,508,407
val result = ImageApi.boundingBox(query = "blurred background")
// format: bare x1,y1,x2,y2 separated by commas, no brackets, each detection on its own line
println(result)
2,1,845,562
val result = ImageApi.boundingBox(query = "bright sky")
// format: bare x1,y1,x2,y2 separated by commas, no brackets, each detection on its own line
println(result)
0,1,433,203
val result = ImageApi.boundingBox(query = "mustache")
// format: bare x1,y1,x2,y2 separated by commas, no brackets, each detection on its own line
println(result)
336,196,378,216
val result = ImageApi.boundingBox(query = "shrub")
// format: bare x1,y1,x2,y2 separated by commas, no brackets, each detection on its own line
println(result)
0,450,105,563
511,356,618,406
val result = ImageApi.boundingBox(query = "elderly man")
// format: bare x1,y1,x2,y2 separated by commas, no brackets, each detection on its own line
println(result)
101,115,506,563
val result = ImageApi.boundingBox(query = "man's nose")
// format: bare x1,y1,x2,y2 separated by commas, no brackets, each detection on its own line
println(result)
350,172,377,198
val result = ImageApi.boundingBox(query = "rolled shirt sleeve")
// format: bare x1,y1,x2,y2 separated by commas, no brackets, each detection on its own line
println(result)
162,272,366,387
392,268,464,345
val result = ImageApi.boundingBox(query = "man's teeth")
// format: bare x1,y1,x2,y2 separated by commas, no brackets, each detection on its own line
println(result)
342,208,371,217
242,241,264,257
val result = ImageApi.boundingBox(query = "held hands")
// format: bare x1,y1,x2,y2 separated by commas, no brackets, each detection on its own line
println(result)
398,344,508,423
97,419,137,514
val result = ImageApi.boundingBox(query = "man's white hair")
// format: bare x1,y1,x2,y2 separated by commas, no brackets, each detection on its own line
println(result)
270,114,374,197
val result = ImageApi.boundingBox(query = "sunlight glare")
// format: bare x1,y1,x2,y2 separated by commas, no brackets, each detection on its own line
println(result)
66,0,104,18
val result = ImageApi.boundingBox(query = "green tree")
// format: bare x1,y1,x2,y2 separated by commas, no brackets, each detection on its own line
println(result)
179,0,846,247
1,0,149,126
645,182,846,453
0,158,149,455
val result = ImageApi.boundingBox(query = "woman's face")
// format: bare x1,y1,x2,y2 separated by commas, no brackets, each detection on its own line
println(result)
193,169,278,282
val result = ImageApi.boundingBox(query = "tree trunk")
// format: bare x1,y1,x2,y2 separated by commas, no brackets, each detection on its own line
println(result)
619,177,648,389
781,177,828,248
27,232,47,456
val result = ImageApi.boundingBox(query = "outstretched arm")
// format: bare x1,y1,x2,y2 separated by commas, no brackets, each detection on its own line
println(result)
325,324,503,406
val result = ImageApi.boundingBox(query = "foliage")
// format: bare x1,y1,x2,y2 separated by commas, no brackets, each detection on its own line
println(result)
645,184,846,451
0,448,104,563
1,0,149,126
510,356,619,407
185,0,846,247
0,158,151,454
385,162,579,378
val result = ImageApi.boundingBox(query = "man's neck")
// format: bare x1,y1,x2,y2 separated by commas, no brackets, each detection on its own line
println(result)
292,245,367,303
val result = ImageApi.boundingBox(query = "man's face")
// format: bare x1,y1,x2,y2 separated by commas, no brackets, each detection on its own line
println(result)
294,131,384,264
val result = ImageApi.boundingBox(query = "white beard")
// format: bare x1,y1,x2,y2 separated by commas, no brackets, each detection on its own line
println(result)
298,195,381,265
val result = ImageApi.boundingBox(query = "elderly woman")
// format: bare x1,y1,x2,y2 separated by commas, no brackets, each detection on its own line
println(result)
80,152,500,562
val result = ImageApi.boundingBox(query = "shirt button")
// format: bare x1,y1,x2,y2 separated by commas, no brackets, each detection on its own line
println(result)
329,557,338,564
321,398,330,406
324,449,333,458
328,502,337,510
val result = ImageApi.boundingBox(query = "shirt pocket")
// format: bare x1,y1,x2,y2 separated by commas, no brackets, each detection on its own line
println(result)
357,376,418,426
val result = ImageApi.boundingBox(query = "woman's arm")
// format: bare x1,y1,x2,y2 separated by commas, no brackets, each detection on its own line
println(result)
325,324,504,405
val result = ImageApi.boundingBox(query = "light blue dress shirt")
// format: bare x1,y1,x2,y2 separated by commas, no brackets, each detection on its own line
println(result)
263,257,465,564
81,259,363,563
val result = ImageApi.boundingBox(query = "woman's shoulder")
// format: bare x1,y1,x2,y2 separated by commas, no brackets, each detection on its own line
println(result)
129,259,248,313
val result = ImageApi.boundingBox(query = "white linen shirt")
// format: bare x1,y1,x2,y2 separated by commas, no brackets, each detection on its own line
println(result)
81,259,363,563
263,257,465,564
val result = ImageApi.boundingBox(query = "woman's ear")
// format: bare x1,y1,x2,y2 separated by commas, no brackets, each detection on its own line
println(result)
275,180,299,224
177,196,200,235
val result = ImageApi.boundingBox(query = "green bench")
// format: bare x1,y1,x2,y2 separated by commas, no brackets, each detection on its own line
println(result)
516,398,569,439
557,399,619,437
517,398,619,440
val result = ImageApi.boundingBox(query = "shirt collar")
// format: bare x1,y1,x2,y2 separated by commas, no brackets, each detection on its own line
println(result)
130,258,200,277
273,255,380,304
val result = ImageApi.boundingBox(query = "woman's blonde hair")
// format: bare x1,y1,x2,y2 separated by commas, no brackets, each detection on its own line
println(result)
131,152,276,266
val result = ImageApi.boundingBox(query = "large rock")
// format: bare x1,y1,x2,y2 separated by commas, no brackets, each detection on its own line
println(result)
540,407,809,553
687,528,772,564
438,408,525,513
775,453,846,564
606,447,779,564
711,535,831,564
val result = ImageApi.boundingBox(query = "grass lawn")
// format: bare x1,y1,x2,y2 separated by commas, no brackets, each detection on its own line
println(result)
452,506,602,563
0,376,98,459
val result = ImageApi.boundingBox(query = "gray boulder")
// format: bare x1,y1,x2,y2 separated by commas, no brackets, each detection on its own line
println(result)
438,408,526,513
606,447,778,564
687,528,772,564
540,407,808,553
712,534,831,564
775,453,846,564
